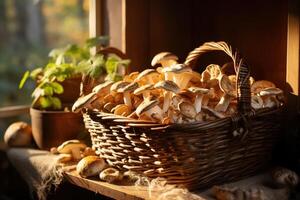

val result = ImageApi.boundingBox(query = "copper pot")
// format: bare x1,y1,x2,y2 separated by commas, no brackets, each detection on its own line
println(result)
30,108,84,150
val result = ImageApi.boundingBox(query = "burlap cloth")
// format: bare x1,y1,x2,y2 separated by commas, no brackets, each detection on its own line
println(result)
6,148,66,200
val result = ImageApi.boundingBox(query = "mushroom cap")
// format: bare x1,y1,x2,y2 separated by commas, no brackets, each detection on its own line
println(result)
133,84,154,95
72,92,98,112
154,80,180,94
99,167,123,183
188,87,210,95
110,81,130,92
112,104,131,116
219,74,236,96
135,69,159,81
4,122,32,147
151,52,178,67
92,81,114,93
205,64,222,79
259,87,283,96
178,101,197,119
162,64,192,73
251,80,276,94
57,140,87,154
136,99,159,116
117,82,139,93
76,156,106,178
177,89,194,99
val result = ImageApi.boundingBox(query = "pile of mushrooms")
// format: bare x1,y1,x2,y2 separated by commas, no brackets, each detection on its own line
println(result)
73,52,284,124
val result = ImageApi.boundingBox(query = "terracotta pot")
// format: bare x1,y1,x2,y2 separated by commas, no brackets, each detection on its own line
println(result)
55,76,81,104
30,108,84,150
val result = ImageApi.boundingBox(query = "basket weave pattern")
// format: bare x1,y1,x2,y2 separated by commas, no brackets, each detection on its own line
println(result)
83,43,283,189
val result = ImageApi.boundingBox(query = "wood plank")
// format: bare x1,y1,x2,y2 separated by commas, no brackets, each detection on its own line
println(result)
89,0,103,53
286,0,300,97
64,170,155,200
0,105,30,118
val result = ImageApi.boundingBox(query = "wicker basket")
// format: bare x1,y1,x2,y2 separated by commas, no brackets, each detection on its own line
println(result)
83,42,283,189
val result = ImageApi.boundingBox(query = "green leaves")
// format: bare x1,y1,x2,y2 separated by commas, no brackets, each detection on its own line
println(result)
19,70,30,89
105,55,130,82
85,36,109,48
19,35,130,110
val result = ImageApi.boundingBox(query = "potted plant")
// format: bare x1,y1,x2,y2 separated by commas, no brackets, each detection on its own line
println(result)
20,37,130,149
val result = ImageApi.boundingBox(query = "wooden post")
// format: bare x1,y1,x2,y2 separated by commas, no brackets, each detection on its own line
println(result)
286,0,300,111
89,0,102,54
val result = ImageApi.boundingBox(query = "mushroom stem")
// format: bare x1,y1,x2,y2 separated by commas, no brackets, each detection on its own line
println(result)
194,95,204,113
146,106,163,120
215,94,232,112
163,92,172,113
143,91,151,100
178,75,192,89
123,92,132,108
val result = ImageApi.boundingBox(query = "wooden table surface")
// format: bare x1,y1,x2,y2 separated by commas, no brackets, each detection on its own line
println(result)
6,148,289,200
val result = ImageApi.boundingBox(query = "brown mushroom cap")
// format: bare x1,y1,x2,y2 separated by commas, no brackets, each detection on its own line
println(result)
110,81,130,92
251,80,276,94
99,167,123,183
118,82,139,93
136,99,159,116
57,140,87,154
135,69,157,80
76,156,106,178
162,63,192,73
133,84,154,95
92,81,114,93
151,52,178,67
188,87,210,95
259,87,283,97
4,122,32,147
219,74,236,97
178,101,197,118
72,92,98,112
205,64,222,79
154,80,180,94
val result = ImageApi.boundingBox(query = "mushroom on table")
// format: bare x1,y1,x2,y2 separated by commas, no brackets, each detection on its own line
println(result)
57,140,87,161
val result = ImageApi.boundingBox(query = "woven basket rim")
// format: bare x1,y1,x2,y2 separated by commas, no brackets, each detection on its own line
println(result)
84,105,284,131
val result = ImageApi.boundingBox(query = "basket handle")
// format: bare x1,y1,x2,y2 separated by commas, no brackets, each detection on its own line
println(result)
80,47,129,96
184,41,251,114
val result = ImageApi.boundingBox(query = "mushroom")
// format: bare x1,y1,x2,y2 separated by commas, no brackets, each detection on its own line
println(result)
57,140,87,161
215,74,236,112
258,87,283,108
76,156,106,178
4,122,32,147
162,64,194,88
136,99,163,121
188,87,210,113
151,52,178,67
202,106,225,119
178,101,197,119
133,84,154,100
271,167,299,188
251,80,276,94
123,71,139,82
99,167,123,183
72,92,98,113
110,81,130,93
112,104,131,116
117,82,138,108
57,154,73,164
82,147,96,157
92,81,114,95
251,95,264,110
154,80,180,113
134,69,160,85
